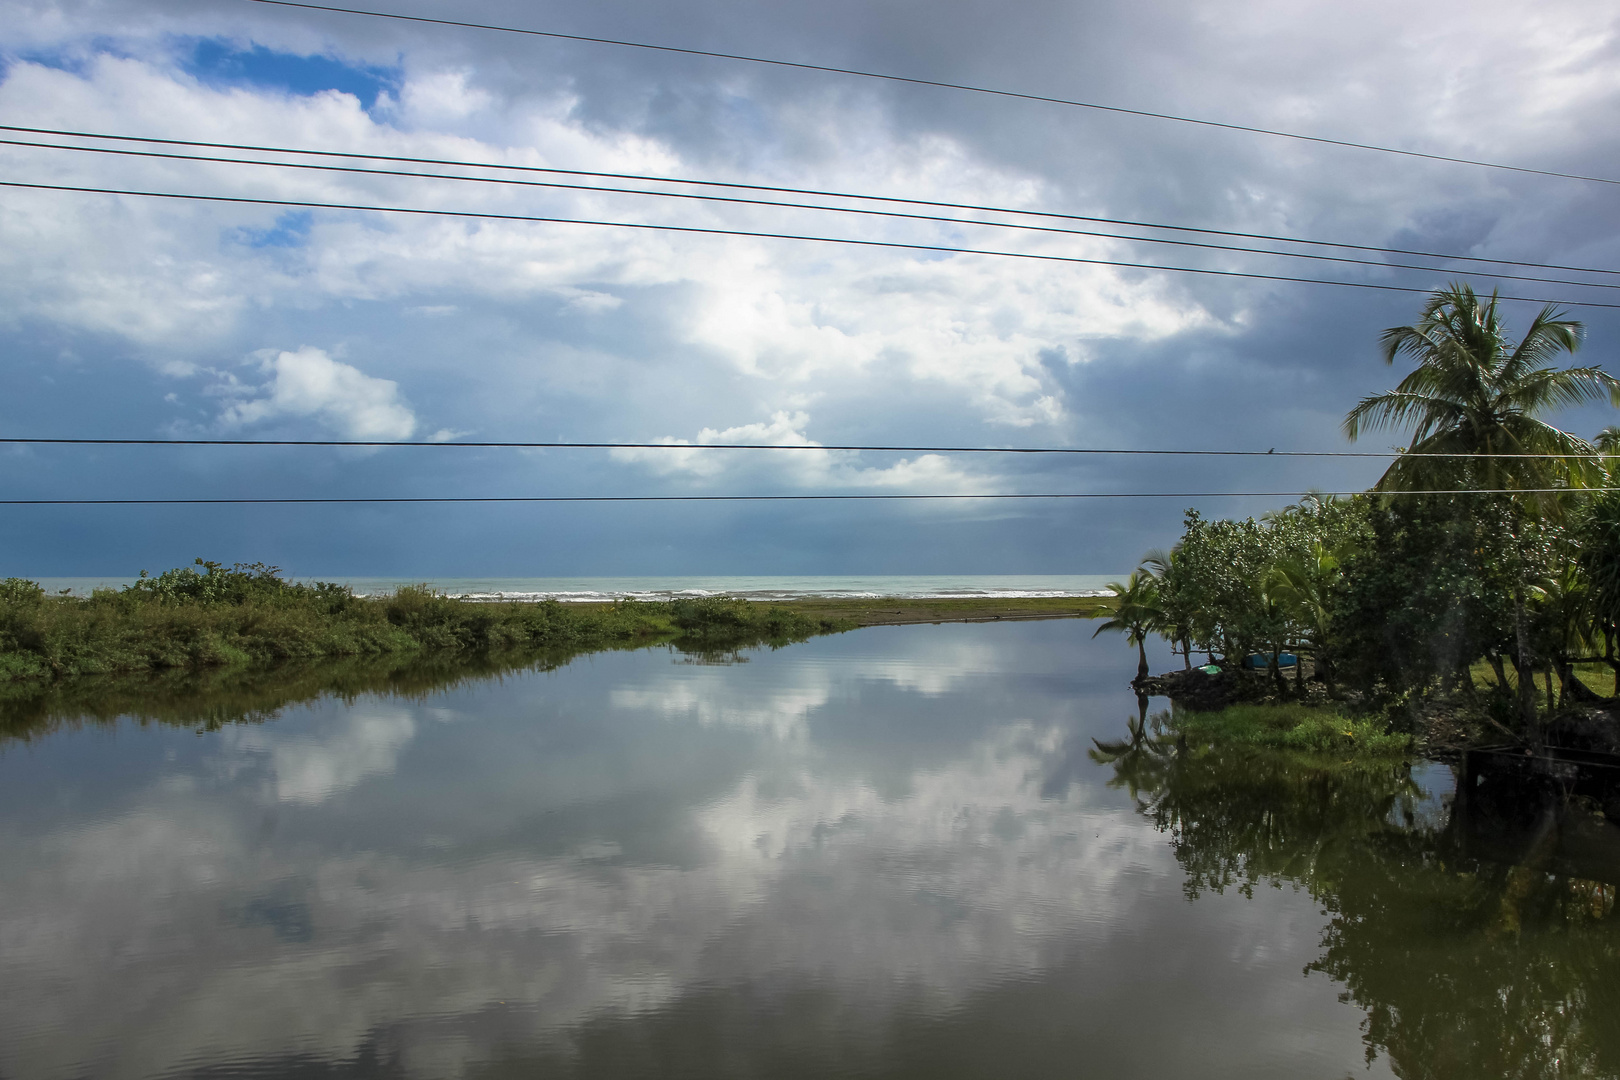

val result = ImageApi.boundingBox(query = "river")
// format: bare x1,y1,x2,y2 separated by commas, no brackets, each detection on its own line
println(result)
0,621,1614,1078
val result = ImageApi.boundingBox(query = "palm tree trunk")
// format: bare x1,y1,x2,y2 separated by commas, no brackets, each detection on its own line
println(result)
1136,638,1149,684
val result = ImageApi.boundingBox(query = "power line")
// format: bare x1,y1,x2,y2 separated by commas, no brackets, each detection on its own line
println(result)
10,125,1614,279
243,0,1620,189
8,180,1618,308
3,438,1618,460
9,136,1616,292
2,488,1611,505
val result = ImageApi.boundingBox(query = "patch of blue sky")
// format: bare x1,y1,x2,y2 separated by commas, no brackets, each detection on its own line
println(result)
233,211,313,249
13,38,140,77
179,38,402,111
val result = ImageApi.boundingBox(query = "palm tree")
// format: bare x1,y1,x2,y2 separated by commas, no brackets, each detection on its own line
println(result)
1140,547,1194,668
1265,540,1344,694
1344,283,1620,725
1094,569,1164,684
1528,555,1599,707
1343,283,1617,496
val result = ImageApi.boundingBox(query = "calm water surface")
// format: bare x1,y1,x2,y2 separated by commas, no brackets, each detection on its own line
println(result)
1,623,1615,1078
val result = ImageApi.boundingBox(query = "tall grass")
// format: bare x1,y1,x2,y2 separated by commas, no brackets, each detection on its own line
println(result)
1171,702,1411,756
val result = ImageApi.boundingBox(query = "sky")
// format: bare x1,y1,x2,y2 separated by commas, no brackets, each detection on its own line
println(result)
1,0,1618,577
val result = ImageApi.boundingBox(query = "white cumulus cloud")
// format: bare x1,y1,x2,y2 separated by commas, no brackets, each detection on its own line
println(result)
218,346,417,440
612,410,990,491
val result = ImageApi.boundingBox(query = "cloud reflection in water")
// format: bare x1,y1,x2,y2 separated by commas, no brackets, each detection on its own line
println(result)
0,623,1379,1079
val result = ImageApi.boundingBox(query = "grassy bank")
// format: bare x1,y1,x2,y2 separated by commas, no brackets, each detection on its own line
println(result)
1169,702,1412,757
0,563,1113,690
0,563,841,686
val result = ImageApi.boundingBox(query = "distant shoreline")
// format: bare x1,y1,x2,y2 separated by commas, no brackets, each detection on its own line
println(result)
25,574,1121,603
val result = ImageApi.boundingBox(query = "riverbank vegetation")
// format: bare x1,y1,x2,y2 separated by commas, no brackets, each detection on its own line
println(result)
0,561,1110,698
0,560,842,687
1103,283,1620,754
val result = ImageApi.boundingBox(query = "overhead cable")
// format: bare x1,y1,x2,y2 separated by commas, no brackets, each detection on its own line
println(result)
7,180,1617,308
242,0,1620,189
4,438,1619,460
8,126,1613,279
2,489,1613,505
7,136,1616,291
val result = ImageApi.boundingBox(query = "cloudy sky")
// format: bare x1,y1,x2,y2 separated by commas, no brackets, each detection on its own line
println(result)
1,0,1618,576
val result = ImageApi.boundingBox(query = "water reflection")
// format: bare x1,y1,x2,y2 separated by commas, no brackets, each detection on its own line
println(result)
3,624,1403,1078
221,705,419,804
1092,708,1620,1079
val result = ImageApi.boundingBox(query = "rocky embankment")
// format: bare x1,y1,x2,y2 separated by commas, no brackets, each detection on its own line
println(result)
1137,668,1231,710
1135,666,1312,711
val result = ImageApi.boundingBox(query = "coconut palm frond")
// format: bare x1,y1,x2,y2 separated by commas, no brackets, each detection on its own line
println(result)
1343,392,1464,442
1500,305,1582,382
1139,549,1174,578
1497,366,1620,415
1350,285,1603,506
1379,322,1448,367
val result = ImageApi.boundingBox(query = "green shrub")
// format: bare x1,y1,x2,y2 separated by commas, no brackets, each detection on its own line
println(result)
669,596,752,630
125,559,300,605
0,578,45,605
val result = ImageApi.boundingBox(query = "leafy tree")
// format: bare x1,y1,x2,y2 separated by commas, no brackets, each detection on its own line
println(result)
1165,510,1283,667
1334,494,1516,702
1154,497,1365,691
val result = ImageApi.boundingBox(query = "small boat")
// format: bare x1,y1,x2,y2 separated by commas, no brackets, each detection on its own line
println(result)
1241,652,1298,669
